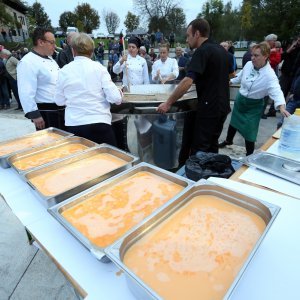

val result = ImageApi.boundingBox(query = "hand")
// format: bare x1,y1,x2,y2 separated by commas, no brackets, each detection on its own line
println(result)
279,106,291,118
120,54,127,64
156,102,171,114
33,117,45,130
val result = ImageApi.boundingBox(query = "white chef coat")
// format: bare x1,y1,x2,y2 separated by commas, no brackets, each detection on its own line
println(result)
113,54,149,87
54,56,122,126
17,51,60,115
230,61,285,108
151,57,179,82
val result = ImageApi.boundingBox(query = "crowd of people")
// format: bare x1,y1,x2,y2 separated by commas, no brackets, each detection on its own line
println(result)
0,19,299,163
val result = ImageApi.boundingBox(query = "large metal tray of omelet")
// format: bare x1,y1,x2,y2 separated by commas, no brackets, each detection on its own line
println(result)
0,127,73,169
24,144,139,208
7,136,97,175
105,180,280,300
243,151,300,185
48,162,193,262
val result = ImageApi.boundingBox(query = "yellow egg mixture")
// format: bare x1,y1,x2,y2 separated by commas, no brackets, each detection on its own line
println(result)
61,171,184,248
123,195,266,300
13,143,88,171
29,153,127,196
0,132,62,156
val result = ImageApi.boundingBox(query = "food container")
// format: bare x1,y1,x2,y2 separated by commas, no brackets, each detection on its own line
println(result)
7,136,97,175
243,151,300,185
48,162,193,262
24,144,139,207
0,127,73,168
105,180,280,300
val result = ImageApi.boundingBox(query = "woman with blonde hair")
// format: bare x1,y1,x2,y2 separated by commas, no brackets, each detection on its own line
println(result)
219,42,290,155
152,44,179,84
54,33,122,145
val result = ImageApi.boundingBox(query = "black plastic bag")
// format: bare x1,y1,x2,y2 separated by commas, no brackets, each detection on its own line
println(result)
185,151,235,181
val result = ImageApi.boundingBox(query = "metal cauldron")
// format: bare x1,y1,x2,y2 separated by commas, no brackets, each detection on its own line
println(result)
111,84,198,170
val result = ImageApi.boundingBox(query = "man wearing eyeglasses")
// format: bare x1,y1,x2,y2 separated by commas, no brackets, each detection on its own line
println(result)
17,27,65,130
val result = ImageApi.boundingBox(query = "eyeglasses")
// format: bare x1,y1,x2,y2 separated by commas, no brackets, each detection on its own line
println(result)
42,39,56,45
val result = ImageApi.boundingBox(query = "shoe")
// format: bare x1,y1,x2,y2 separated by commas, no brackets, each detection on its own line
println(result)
218,140,233,148
261,114,267,119
266,111,276,117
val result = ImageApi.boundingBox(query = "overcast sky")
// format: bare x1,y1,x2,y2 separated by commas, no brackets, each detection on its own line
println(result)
26,0,242,34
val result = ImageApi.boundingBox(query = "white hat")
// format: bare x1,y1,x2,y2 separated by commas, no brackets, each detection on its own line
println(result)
140,46,146,52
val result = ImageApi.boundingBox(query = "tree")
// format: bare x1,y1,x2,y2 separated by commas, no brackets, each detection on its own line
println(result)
59,11,76,32
103,10,120,34
27,1,52,28
73,3,100,33
167,7,186,32
124,11,139,33
0,0,14,27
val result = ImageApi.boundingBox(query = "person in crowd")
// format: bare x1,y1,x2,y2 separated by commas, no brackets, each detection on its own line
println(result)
56,32,77,68
112,39,120,57
54,33,122,146
150,31,156,47
0,56,10,109
1,29,7,42
139,46,153,81
220,41,237,78
175,46,188,81
155,29,162,47
227,40,235,55
277,67,300,129
149,47,157,62
17,27,64,130
279,35,300,98
262,33,281,118
242,42,257,67
21,47,29,57
113,36,149,89
152,44,179,84
107,60,118,82
108,49,119,65
94,42,105,65
157,19,231,166
219,42,289,156
169,31,175,48
0,49,22,110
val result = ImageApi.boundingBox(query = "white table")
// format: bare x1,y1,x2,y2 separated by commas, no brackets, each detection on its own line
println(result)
1,166,300,300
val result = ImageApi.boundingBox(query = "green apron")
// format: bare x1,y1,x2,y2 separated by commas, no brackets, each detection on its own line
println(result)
230,92,264,142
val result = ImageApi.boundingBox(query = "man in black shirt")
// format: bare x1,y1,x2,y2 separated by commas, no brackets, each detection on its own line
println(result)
157,18,230,165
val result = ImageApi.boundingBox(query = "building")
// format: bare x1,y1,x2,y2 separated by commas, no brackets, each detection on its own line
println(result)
0,0,28,43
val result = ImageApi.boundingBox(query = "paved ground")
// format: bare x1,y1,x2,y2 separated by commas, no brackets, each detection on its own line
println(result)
0,98,279,300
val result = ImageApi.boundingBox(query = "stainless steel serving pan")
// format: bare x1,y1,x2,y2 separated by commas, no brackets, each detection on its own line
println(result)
0,127,73,168
7,136,97,175
48,162,193,262
24,144,139,208
243,151,300,185
105,180,280,300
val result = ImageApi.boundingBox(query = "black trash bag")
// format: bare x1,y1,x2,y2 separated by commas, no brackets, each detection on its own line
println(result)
185,151,235,181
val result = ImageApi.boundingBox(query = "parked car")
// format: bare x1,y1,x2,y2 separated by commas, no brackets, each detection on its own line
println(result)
66,27,79,35
87,33,95,39
96,32,106,39
54,30,66,38
107,33,114,39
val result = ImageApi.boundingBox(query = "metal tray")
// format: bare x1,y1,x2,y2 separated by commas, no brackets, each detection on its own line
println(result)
48,162,193,262
243,151,300,185
7,136,97,175
24,144,139,208
123,84,197,104
0,127,73,169
105,181,280,300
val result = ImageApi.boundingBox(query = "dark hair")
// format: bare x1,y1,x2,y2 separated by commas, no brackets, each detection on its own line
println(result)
188,19,210,38
32,27,53,46
128,36,141,48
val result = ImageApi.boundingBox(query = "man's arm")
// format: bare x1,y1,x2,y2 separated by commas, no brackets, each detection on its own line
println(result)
156,76,193,113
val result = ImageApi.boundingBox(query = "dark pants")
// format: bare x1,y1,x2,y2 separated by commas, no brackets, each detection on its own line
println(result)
0,78,10,107
9,78,21,108
37,103,66,131
178,111,228,166
67,122,117,146
226,124,255,156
